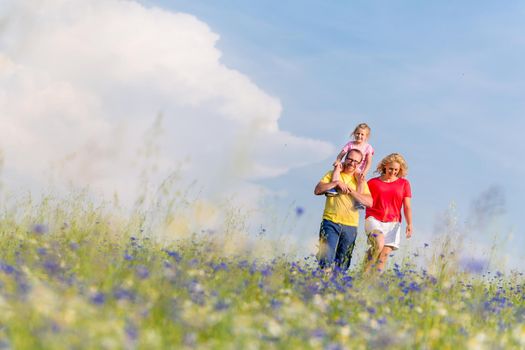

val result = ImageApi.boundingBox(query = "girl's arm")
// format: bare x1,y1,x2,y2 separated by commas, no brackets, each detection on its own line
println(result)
333,149,347,166
403,197,412,238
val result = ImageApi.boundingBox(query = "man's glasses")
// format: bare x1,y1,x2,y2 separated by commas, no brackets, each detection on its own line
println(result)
346,158,361,165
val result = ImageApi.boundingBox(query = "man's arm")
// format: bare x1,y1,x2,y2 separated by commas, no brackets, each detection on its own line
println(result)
350,176,372,207
349,190,372,207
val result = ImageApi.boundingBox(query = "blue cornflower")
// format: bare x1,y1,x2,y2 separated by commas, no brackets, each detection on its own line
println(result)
311,328,326,339
91,292,106,305
0,263,15,275
125,321,139,341
341,275,353,284
305,284,320,297
37,248,47,256
43,260,61,275
270,298,282,309
261,265,272,277
32,224,48,234
249,261,258,275
335,318,347,326
395,269,405,279
165,250,182,262
237,260,249,269
51,322,61,333
213,262,229,272
135,265,150,279
408,282,421,292
214,300,230,311
113,287,136,301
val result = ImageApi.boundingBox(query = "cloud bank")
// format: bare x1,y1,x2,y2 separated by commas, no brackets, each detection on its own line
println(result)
0,0,333,223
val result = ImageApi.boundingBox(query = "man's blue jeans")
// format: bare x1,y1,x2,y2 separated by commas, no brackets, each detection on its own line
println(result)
317,219,357,271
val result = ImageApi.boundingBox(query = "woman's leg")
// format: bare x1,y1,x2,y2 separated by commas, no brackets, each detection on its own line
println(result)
376,246,393,272
364,231,384,273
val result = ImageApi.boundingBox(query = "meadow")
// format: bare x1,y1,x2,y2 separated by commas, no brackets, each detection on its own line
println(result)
0,193,523,349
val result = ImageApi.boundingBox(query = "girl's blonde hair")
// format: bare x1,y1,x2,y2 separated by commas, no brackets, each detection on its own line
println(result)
352,123,371,139
375,153,408,178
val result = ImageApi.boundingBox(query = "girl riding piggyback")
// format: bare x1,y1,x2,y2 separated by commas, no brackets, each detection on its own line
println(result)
325,123,374,199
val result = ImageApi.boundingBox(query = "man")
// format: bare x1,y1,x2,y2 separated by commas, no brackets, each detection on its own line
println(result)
314,149,373,271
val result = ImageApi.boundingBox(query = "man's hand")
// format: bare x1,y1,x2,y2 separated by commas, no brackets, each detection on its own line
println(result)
336,180,351,194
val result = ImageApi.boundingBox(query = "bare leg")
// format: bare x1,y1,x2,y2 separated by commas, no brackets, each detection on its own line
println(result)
364,232,384,273
376,246,393,272
332,163,341,182
355,171,363,193
325,164,343,196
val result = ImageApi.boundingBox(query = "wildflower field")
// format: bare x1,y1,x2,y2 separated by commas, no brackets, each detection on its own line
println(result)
0,195,523,349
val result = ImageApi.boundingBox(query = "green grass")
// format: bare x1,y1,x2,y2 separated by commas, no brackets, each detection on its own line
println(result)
0,194,523,349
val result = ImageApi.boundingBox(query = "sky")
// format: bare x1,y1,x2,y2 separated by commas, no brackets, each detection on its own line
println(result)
1,0,524,271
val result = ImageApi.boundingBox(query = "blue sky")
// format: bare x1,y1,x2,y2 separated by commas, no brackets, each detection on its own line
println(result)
1,0,523,270
144,0,525,269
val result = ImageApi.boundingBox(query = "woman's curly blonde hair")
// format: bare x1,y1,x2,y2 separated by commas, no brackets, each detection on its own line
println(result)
375,153,408,178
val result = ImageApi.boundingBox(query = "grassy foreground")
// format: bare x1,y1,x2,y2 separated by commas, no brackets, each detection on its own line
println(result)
0,196,523,349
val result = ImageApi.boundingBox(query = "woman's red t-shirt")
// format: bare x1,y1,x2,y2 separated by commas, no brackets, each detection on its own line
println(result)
365,177,411,223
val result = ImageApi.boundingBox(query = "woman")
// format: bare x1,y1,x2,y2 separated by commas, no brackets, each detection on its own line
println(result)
364,153,412,273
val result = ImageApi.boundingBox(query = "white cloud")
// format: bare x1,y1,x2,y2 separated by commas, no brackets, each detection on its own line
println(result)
0,0,333,227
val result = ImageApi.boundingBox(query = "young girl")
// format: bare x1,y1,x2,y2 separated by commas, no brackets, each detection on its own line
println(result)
325,123,374,198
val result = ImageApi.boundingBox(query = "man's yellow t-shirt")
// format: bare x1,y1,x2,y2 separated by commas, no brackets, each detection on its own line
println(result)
320,170,371,227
